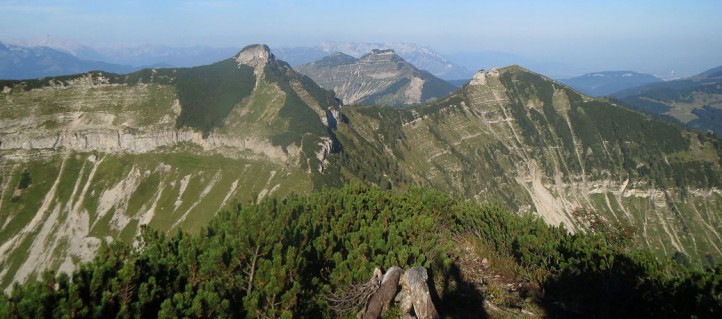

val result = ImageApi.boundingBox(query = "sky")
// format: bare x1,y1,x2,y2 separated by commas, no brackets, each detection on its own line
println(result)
1,0,721,76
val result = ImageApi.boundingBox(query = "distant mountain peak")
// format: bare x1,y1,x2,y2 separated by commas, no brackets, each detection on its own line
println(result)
584,71,643,78
360,49,404,63
274,42,473,80
559,70,662,97
235,44,274,68
297,49,456,106
329,51,354,58
370,48,396,55
0,42,135,79
312,52,357,67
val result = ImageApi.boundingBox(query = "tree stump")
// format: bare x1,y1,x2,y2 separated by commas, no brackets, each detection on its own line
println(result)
362,266,403,318
331,266,439,319
396,266,439,319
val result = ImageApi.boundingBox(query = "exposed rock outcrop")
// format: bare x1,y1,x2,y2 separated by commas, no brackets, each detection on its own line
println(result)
0,129,299,163
235,44,274,70
469,68,500,86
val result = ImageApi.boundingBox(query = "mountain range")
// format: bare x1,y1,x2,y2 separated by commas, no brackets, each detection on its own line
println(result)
613,66,722,135
5,36,238,69
0,42,135,80
275,41,474,80
1,39,474,82
2,44,722,294
296,49,457,106
559,71,663,97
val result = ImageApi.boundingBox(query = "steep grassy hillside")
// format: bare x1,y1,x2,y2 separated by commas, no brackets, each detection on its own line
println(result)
333,66,722,264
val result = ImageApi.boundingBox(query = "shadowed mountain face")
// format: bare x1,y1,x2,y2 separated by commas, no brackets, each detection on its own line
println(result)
559,71,662,97
1,46,722,290
296,49,457,106
612,66,722,135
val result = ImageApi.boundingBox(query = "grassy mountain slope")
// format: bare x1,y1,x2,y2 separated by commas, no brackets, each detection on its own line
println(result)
333,66,722,264
0,44,342,288
613,66,722,134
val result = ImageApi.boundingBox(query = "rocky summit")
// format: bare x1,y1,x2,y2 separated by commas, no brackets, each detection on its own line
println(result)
296,49,457,106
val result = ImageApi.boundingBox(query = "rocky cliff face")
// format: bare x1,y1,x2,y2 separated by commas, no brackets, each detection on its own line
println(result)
296,49,456,106
0,44,341,289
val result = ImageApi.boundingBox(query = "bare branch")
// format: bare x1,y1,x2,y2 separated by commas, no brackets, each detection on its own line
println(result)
325,268,383,316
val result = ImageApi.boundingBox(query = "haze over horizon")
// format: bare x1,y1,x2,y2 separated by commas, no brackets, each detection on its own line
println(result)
1,0,721,77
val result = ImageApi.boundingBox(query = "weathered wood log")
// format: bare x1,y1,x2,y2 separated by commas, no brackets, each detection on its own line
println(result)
362,266,403,319
396,266,439,319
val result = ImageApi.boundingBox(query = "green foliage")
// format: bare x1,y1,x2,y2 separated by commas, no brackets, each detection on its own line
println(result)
263,60,331,147
454,201,722,318
570,207,638,252
1,186,720,318
0,186,450,317
174,59,256,135
17,169,31,190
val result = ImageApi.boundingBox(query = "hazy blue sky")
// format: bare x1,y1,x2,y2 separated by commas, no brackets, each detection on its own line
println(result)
1,0,720,75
